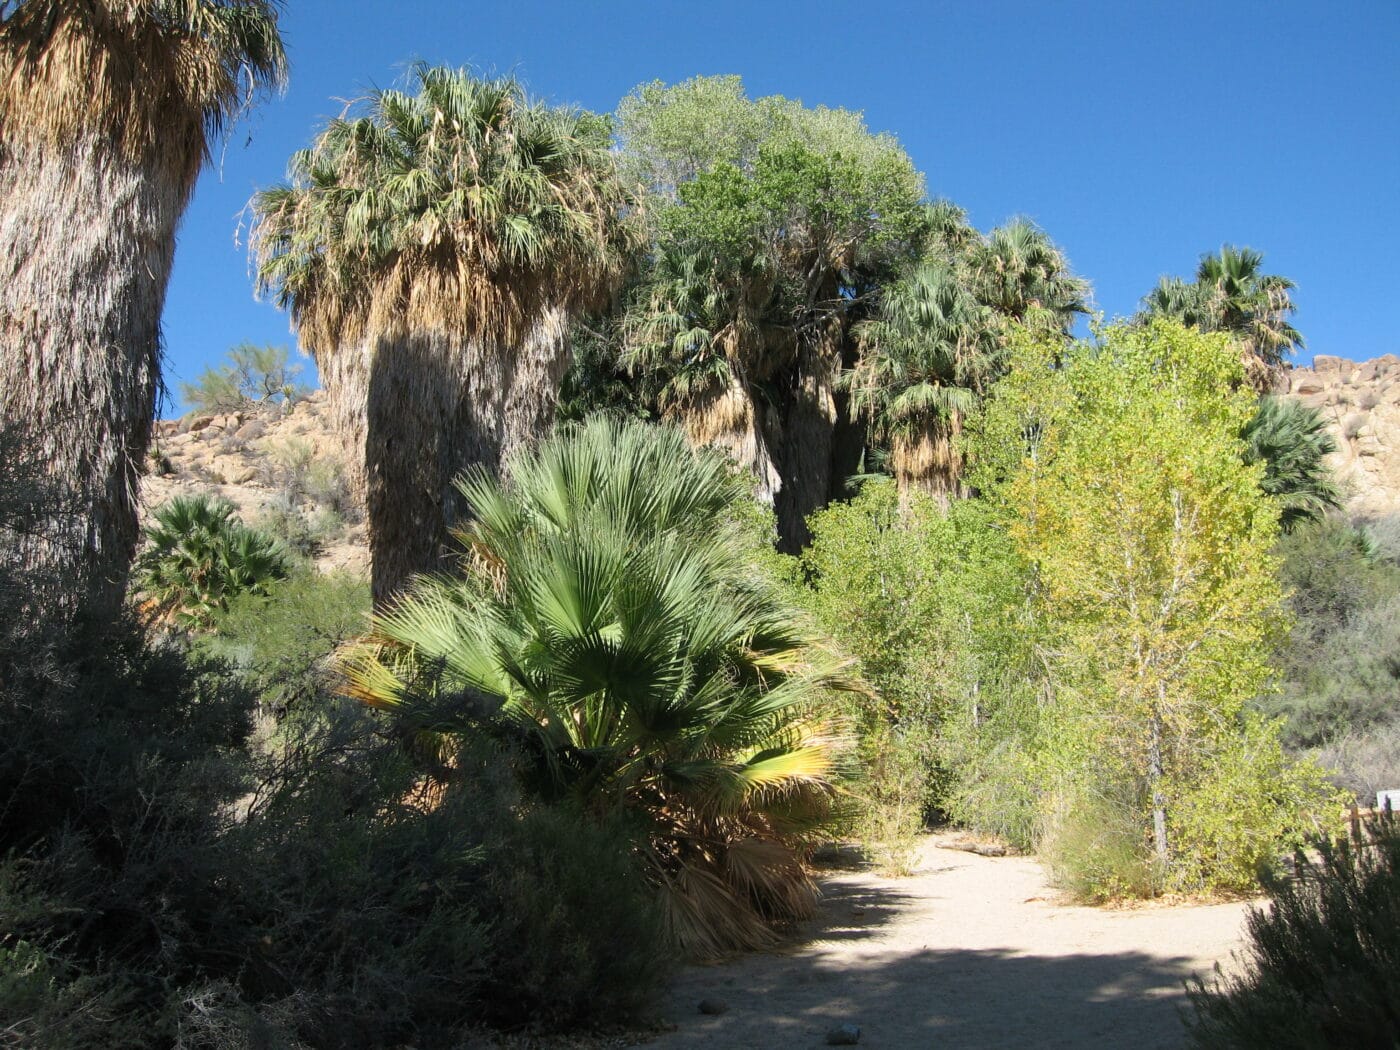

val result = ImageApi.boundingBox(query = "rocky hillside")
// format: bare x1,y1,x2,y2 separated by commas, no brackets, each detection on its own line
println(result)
139,355,1400,572
1287,354,1400,520
142,391,370,576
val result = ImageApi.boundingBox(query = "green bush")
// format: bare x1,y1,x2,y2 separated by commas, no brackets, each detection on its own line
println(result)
797,478,1040,854
1269,516,1400,747
200,570,370,720
1187,810,1400,1048
180,343,307,415
136,494,291,628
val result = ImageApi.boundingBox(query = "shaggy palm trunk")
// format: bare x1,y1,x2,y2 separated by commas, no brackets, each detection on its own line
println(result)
367,307,575,605
677,376,782,506
775,317,842,551
501,304,570,467
366,327,489,604
317,340,372,505
0,135,182,625
892,413,966,510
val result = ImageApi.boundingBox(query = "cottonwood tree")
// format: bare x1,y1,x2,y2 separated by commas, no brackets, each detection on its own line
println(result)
996,320,1332,894
618,76,927,548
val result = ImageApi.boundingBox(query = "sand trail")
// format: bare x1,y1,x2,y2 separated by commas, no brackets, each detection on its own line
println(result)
642,834,1253,1049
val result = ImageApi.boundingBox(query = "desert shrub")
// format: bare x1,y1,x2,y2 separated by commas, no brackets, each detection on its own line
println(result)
1187,810,1400,1048
224,737,666,1045
1308,722,1400,803
136,495,291,628
345,417,856,957
1269,516,1400,749
201,570,369,720
180,343,307,415
0,610,666,1049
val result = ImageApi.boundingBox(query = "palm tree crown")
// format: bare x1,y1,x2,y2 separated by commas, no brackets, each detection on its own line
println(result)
1142,245,1303,390
252,65,640,602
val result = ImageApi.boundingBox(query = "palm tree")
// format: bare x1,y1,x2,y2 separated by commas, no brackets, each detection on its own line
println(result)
135,494,289,628
1241,396,1342,532
623,244,789,503
252,66,638,603
849,262,995,503
344,418,858,958
1142,245,1303,391
964,219,1090,332
0,1,286,627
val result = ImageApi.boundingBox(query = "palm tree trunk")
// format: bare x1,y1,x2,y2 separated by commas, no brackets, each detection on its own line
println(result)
0,135,182,626
775,318,842,551
502,304,571,467
892,413,967,510
677,376,782,505
317,340,372,506
365,327,488,604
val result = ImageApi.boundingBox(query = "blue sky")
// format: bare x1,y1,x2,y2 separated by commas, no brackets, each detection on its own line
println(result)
162,0,1400,413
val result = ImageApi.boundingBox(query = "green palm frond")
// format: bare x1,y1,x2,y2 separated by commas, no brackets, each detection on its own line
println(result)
343,418,858,957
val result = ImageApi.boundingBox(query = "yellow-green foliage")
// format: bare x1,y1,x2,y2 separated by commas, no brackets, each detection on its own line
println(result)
984,319,1339,896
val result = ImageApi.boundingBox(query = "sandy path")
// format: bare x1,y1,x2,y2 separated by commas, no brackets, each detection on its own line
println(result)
640,835,1254,1049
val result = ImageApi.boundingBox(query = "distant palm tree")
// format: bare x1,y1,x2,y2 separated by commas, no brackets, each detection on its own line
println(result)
345,418,857,958
0,1,286,626
965,219,1090,331
1143,245,1302,391
849,263,994,502
1242,396,1341,532
252,66,638,602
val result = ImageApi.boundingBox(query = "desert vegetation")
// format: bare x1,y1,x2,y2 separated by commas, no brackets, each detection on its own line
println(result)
1,6,1394,1046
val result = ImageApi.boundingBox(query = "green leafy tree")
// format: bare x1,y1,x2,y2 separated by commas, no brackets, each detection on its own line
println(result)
618,76,928,547
985,319,1335,895
343,418,858,958
136,494,289,628
180,342,307,414
252,65,639,603
798,479,1037,861
0,1,286,627
1142,245,1303,391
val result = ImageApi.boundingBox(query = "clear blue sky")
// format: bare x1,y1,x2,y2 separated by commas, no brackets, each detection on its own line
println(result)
161,0,1400,414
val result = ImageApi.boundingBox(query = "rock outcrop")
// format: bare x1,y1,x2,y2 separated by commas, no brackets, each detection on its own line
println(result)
1287,354,1400,520
140,391,369,576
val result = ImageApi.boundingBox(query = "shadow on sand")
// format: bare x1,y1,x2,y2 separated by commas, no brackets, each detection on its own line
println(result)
645,872,1213,1049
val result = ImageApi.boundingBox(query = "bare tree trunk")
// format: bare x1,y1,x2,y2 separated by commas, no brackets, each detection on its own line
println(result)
1148,705,1171,873
0,135,182,627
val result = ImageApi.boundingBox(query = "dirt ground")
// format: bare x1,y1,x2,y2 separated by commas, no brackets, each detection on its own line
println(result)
637,834,1256,1050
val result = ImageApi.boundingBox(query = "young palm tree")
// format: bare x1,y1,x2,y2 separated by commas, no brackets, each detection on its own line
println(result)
0,1,286,626
1242,396,1342,532
252,66,638,603
344,418,858,957
135,494,289,628
1142,245,1303,391
849,262,995,503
